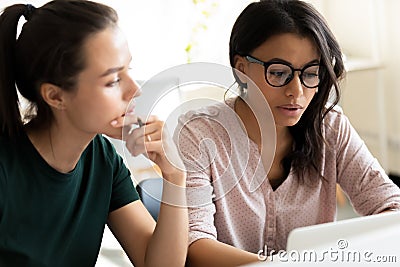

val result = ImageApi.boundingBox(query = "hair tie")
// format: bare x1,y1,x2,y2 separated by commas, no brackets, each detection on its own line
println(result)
23,4,36,21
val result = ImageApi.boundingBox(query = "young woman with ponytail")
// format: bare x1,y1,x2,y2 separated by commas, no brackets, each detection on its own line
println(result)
0,1,187,266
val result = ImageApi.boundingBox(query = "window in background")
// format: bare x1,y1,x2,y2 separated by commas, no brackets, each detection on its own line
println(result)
98,0,254,80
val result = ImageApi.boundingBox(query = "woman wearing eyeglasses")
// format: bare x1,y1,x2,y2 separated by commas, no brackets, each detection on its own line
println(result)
174,0,400,266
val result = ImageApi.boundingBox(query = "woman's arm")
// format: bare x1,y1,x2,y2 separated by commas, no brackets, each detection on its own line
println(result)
187,238,260,267
332,110,400,214
109,115,188,267
108,186,188,267
172,112,262,267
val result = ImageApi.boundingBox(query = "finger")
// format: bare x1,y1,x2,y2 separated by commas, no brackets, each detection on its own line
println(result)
141,120,163,140
143,140,162,152
143,115,159,124
142,140,163,160
143,131,161,143
127,126,147,142
110,113,139,128
144,134,152,142
125,133,146,156
122,125,133,141
143,140,185,175
124,117,168,157
125,125,154,153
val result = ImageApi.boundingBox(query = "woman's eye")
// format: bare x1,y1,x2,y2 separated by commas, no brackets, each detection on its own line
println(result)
106,78,121,87
303,72,318,78
270,71,285,77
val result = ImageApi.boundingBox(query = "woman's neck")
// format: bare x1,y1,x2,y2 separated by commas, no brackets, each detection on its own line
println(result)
235,97,292,148
234,97,293,187
26,122,93,173
234,97,261,148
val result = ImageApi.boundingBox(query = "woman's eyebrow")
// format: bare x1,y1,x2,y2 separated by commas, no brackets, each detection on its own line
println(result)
99,66,124,77
268,58,320,65
99,56,133,78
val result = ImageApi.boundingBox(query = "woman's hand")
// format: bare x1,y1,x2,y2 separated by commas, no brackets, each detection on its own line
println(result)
106,112,139,140
109,114,188,267
113,114,185,185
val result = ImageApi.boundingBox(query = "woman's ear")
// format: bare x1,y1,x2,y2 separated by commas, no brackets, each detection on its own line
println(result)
234,54,247,74
233,55,248,89
39,83,65,110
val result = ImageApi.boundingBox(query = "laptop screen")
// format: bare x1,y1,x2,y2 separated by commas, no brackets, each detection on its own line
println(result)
282,212,400,264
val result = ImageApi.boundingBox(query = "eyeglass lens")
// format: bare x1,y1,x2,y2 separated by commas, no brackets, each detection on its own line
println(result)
266,64,319,88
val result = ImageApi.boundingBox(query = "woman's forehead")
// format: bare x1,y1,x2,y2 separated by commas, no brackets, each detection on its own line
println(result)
253,33,320,63
81,27,130,74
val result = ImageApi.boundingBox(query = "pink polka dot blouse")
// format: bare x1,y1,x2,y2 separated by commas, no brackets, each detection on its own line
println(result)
173,98,400,254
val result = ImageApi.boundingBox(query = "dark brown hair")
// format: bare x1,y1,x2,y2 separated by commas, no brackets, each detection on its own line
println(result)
229,0,345,178
0,0,118,137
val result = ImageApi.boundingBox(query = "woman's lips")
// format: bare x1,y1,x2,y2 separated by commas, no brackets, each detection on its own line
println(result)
122,104,136,117
277,104,304,116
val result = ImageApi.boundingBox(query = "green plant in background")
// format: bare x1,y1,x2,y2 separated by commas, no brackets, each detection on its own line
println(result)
185,0,219,63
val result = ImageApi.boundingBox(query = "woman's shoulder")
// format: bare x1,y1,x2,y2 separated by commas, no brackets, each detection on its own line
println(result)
92,134,114,149
86,134,120,163
175,99,238,141
0,135,12,161
175,99,239,147
322,104,356,142
0,133,29,159
322,104,347,126
179,100,231,119
177,99,235,127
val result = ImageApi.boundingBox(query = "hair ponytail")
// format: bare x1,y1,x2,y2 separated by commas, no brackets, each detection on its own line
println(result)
0,4,27,137
0,1,118,138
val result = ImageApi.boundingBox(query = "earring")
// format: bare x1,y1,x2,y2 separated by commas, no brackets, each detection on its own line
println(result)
233,67,248,96
58,103,64,110
239,85,248,98
315,88,319,93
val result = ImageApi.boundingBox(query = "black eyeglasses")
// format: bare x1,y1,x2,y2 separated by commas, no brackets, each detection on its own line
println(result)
245,55,320,88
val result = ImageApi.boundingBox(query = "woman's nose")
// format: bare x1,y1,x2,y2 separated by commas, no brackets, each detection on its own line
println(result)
285,72,303,98
124,77,141,100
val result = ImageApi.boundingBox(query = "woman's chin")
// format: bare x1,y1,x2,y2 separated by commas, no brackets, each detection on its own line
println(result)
275,117,302,128
102,127,123,140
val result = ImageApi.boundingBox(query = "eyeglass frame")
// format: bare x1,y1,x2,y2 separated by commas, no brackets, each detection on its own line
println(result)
245,55,321,88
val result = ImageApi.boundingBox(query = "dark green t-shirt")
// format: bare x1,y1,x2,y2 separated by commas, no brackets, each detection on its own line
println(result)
0,133,139,266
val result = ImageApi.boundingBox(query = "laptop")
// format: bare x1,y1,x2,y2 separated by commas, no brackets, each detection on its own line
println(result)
245,211,400,266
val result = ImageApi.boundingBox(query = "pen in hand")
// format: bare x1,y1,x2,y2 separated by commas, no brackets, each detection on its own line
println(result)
137,117,151,141
137,117,144,128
